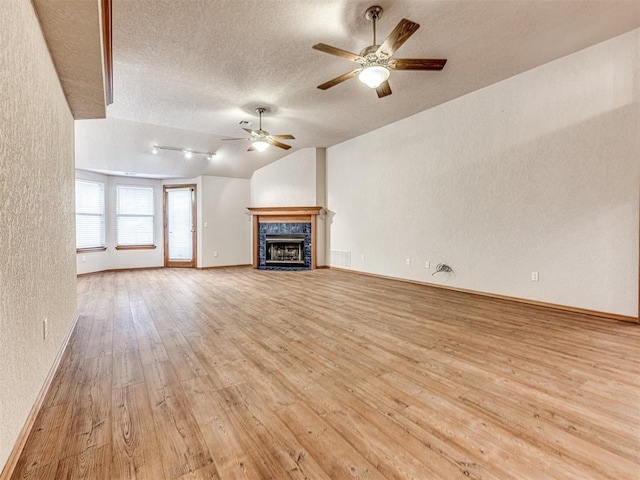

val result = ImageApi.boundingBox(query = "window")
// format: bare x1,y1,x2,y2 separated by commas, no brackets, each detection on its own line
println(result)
76,180,105,250
116,185,155,247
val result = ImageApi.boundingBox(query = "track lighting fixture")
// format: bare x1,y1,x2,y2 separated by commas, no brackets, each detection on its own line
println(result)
151,145,215,160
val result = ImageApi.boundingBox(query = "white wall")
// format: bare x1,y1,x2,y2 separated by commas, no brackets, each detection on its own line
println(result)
251,148,319,206
250,147,328,266
164,176,251,269
76,171,164,274
200,176,252,267
1,0,77,469
76,174,251,272
327,30,639,317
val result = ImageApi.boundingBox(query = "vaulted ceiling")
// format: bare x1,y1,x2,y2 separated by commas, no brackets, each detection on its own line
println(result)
66,0,639,179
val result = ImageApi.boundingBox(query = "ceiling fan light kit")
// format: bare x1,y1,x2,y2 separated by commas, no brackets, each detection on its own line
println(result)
313,5,447,98
252,140,270,152
359,65,390,88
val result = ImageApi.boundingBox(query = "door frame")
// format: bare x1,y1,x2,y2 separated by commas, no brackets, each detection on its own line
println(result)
163,184,197,268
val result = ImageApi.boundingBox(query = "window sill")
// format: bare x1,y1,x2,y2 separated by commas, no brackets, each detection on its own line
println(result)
115,245,157,251
76,247,107,253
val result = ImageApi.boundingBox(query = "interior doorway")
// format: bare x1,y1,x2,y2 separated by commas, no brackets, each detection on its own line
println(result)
164,185,196,267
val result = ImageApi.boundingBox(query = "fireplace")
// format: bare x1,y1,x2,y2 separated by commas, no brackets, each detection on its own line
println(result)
257,222,311,270
266,235,305,266
247,206,322,270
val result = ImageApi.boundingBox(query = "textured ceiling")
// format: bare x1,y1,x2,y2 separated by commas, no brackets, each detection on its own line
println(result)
75,0,640,179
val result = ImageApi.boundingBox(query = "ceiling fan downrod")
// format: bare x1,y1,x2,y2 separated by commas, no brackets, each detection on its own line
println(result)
255,107,266,131
365,5,383,46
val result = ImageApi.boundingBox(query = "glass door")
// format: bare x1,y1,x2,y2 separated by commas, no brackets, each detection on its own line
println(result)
164,185,196,267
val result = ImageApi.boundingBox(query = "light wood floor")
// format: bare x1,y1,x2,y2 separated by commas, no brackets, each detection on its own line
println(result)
10,267,640,479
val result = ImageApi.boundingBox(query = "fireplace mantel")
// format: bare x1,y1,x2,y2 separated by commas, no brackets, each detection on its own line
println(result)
247,206,322,269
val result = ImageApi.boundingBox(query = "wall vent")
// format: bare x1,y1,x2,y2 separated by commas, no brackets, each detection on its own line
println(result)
330,250,351,268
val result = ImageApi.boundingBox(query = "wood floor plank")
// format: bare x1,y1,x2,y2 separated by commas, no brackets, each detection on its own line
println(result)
111,383,165,480
196,397,269,479
278,401,388,480
157,328,207,382
10,267,639,480
173,463,221,480
112,284,145,388
226,383,333,480
10,403,72,480
142,361,214,479
54,444,111,479
134,320,170,366
61,355,112,458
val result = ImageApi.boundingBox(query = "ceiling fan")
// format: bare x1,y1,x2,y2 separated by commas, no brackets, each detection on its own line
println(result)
313,5,447,98
225,107,295,152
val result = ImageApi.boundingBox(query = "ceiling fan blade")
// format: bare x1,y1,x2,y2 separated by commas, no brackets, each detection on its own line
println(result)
269,139,292,150
313,43,364,62
376,18,420,59
317,69,362,90
376,80,392,98
271,134,295,140
388,58,447,70
247,145,256,152
221,137,247,141
242,127,256,136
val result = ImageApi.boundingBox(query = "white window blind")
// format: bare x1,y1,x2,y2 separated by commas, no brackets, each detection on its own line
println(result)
116,185,154,246
167,188,193,261
76,180,105,249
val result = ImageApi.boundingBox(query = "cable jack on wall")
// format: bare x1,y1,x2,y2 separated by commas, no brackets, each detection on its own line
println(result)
432,263,453,275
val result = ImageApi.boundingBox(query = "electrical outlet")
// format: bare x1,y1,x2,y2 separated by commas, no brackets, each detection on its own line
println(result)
43,318,48,340
213,251,218,257
425,261,430,269
361,254,365,261
406,258,411,266
531,271,539,282
204,222,208,228
81,255,86,262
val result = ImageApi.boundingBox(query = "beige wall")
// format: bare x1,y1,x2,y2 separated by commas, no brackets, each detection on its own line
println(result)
200,175,252,268
0,0,77,469
250,148,320,207
327,30,639,317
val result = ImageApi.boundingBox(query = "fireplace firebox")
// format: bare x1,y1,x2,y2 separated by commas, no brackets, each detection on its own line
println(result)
266,235,305,266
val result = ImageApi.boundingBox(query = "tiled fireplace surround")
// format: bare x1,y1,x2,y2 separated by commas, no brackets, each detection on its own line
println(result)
259,223,311,270
247,206,322,270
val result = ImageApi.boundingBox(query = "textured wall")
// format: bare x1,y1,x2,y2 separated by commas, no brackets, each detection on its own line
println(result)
250,148,318,207
0,0,77,469
200,176,251,267
327,30,639,317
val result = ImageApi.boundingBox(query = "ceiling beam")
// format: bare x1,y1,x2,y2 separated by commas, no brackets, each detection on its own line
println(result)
32,0,108,119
